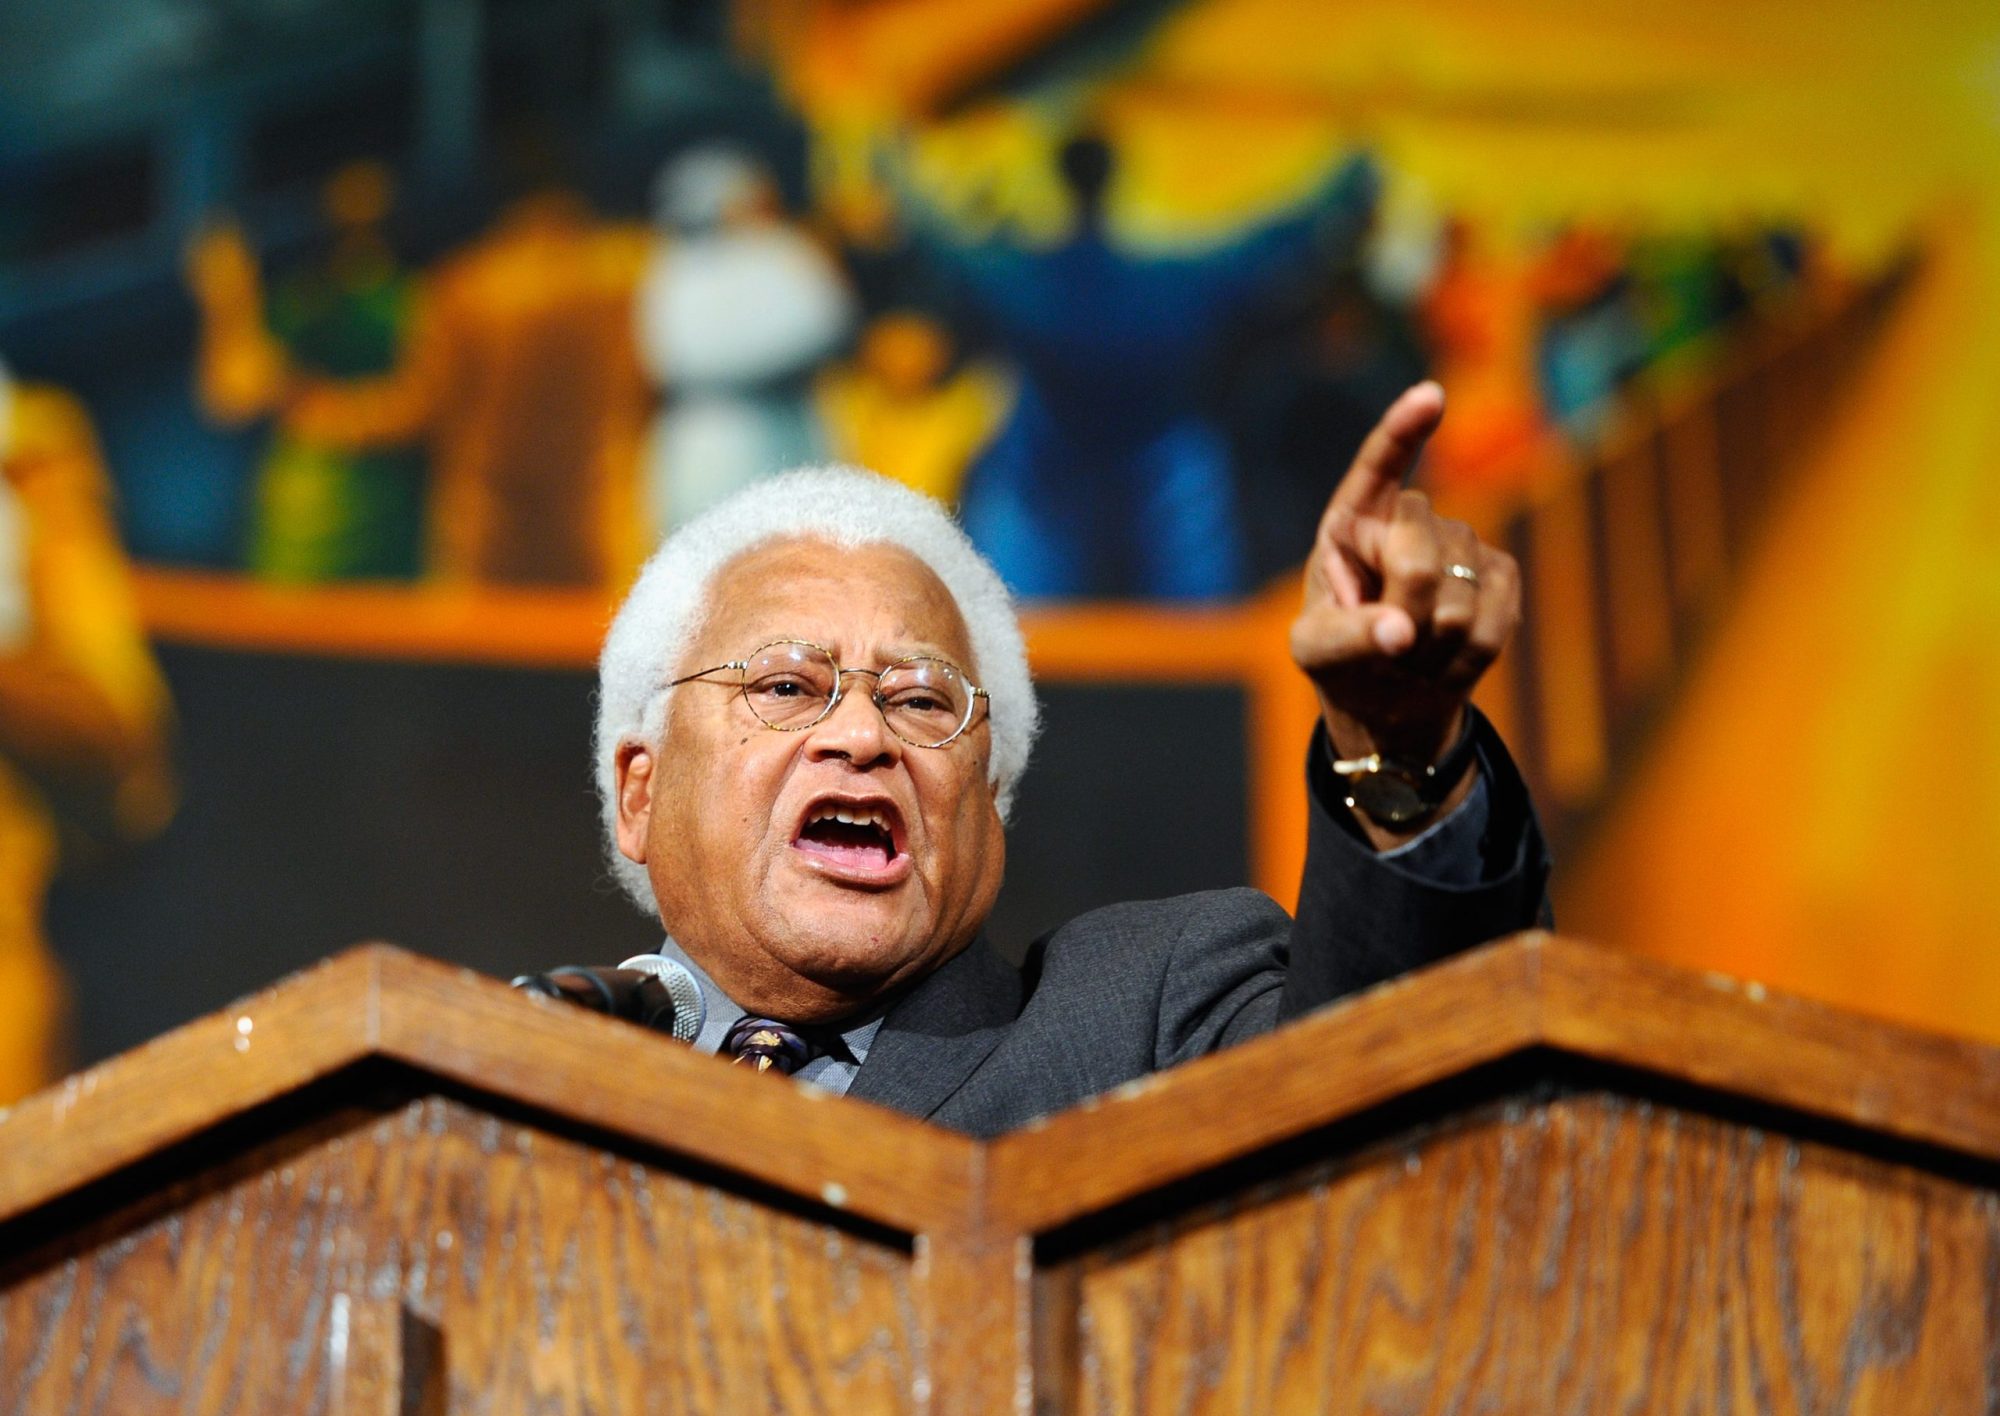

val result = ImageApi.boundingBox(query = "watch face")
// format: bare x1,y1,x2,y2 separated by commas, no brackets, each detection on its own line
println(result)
1350,773,1429,827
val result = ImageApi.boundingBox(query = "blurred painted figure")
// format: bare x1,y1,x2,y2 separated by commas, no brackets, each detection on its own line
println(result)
919,134,1377,600
0,360,174,1103
257,187,652,587
638,147,857,532
817,310,1010,506
187,162,427,581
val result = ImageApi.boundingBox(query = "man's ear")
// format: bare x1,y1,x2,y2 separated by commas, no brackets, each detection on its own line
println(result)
613,739,656,864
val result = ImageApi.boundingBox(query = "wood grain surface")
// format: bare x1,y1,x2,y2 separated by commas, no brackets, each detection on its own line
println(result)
0,945,979,1237
992,934,2000,1234
367,947,980,1234
987,938,1549,1233
9,935,2000,1411
1043,1090,2000,1414
913,1229,1034,1416
0,1093,921,1415
0,949,382,1225
1538,938,2000,1171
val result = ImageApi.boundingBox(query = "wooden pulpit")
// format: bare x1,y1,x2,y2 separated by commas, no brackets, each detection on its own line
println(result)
4,934,1998,1412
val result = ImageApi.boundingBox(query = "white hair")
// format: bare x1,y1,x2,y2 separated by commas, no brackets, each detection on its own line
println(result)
595,465,1040,914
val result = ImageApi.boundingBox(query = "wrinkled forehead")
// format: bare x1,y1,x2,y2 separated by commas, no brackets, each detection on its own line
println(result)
681,536,978,675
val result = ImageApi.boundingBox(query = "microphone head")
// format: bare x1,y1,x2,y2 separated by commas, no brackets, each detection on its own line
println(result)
618,953,706,1042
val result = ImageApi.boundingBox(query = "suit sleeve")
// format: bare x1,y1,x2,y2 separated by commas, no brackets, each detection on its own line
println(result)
1276,708,1552,1020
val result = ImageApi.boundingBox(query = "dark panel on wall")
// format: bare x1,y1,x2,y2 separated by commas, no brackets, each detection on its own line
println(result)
46,646,662,1071
985,683,1249,955
46,649,1251,1068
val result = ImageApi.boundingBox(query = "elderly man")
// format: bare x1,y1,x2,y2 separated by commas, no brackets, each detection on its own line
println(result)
593,383,1548,1136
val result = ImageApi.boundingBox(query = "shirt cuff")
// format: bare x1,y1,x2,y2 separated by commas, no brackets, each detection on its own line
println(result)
1375,770,1492,887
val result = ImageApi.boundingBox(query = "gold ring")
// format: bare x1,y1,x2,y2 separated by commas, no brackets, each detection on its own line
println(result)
1445,562,1480,587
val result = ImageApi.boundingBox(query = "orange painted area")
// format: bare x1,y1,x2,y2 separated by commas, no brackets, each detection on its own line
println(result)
1559,212,2000,1044
130,568,1301,678
131,569,620,670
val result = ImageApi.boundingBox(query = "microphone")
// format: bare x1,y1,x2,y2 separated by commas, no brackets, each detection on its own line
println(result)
615,952,706,1041
510,953,705,1043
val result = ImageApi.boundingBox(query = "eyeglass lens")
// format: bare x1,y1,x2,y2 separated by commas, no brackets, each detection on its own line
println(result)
741,642,973,745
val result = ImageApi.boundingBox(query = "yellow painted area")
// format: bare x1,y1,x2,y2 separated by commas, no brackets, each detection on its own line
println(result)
1110,0,1999,253
0,386,175,1104
1560,211,2000,1042
794,0,1997,257
780,0,1121,122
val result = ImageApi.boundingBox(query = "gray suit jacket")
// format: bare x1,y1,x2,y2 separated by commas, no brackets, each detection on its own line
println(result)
847,716,1551,1137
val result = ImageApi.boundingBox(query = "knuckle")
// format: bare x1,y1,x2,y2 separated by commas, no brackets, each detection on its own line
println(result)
1289,607,1339,657
1475,607,1522,655
1385,522,1439,568
1385,548,1439,584
1434,603,1475,635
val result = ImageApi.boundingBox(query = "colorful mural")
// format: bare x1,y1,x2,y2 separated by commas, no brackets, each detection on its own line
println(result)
2,0,1996,1100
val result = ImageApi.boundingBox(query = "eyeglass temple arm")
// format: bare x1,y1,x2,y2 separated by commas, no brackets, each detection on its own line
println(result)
665,661,748,688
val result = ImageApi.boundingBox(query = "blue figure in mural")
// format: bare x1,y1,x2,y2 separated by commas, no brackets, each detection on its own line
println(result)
918,133,1377,600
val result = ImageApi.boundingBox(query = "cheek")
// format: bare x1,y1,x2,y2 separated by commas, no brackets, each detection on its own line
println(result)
937,782,1002,882
953,809,1006,929
654,746,755,867
710,752,795,871
733,801,767,859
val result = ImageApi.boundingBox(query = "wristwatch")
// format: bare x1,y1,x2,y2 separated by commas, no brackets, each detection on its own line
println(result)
1328,715,1479,829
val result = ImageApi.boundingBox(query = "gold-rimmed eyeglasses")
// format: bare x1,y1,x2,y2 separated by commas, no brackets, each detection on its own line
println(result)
667,639,990,749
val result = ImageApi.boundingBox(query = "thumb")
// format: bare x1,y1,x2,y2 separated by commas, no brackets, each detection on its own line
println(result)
1291,600,1416,671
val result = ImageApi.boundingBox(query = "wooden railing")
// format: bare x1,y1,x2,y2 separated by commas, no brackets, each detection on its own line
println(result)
1463,270,1908,842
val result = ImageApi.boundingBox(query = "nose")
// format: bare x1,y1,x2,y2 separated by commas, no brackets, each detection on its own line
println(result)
803,669,902,768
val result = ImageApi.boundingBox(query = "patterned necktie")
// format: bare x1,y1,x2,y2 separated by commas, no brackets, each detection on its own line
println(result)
722,1015,816,1075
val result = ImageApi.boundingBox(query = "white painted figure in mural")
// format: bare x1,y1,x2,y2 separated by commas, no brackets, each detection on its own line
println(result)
637,147,858,533
0,364,28,651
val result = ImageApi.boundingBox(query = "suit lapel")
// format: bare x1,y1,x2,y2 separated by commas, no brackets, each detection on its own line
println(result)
847,935,1021,1121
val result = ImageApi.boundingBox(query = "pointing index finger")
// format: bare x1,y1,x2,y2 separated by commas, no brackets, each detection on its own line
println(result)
1328,381,1446,519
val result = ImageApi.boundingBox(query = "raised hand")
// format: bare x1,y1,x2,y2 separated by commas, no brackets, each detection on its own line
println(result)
183,221,293,424
183,222,262,317
1289,382,1520,829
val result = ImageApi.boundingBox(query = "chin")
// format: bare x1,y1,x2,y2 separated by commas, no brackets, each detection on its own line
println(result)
787,917,928,981
756,896,928,972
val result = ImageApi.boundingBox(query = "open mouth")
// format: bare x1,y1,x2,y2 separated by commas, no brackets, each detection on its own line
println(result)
792,800,906,878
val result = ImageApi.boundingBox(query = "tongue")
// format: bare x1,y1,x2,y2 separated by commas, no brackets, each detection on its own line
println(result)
795,822,894,870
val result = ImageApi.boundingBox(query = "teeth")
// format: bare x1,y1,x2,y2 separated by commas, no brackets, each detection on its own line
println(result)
810,804,891,834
